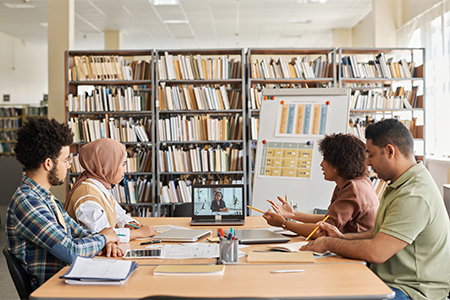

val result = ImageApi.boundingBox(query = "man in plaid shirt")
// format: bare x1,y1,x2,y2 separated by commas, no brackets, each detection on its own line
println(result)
6,118,122,290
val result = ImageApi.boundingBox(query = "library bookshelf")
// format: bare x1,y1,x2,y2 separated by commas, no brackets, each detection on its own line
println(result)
246,48,337,206
338,47,426,198
65,50,156,217
155,49,246,216
0,104,48,156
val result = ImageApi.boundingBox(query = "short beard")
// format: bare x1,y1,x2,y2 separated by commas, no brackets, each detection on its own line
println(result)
48,163,65,186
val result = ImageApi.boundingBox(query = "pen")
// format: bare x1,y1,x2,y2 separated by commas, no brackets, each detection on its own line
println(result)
139,240,162,245
271,269,305,274
128,223,140,229
227,232,233,240
305,215,330,241
247,205,264,214
117,234,125,237
218,228,224,238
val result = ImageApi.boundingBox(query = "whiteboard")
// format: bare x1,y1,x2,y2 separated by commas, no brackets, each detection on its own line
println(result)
251,88,350,215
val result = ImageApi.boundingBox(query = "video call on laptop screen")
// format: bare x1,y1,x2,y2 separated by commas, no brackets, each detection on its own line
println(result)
192,185,244,216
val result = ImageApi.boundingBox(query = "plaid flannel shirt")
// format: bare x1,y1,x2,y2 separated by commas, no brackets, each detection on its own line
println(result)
6,175,106,289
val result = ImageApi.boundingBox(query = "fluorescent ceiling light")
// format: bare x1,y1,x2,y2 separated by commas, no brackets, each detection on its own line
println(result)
149,0,179,5
163,20,189,24
3,3,35,8
288,19,312,24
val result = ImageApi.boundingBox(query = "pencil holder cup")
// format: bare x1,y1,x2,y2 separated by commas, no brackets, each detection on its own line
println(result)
219,239,239,264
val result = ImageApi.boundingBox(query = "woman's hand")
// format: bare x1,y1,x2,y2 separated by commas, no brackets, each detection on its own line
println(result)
263,210,286,227
136,225,157,238
267,196,296,219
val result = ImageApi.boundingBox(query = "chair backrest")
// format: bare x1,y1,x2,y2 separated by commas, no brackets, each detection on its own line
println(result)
2,247,33,300
173,203,192,217
313,208,328,215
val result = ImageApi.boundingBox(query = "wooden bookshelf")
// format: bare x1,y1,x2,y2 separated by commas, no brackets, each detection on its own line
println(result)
155,48,246,216
65,50,156,217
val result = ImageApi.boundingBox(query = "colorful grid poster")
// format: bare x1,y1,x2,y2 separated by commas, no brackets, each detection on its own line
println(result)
259,141,314,180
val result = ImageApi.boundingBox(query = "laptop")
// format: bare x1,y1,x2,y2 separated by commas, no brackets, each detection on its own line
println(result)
190,184,245,226
232,229,291,244
155,229,212,242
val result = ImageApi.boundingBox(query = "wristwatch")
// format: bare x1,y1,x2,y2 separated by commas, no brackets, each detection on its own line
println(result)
281,219,288,230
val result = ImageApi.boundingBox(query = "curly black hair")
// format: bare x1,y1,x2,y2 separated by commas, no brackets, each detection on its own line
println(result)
14,117,74,171
365,118,413,157
318,133,367,180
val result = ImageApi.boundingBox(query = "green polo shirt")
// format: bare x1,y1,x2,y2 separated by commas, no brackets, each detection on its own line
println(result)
370,162,450,300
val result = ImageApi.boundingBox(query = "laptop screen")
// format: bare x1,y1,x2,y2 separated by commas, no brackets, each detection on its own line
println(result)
191,184,245,219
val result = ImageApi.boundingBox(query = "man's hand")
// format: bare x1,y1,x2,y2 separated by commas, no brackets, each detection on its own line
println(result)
98,242,123,258
99,227,119,243
300,237,329,254
267,196,295,219
316,221,344,238
219,207,229,212
263,210,285,227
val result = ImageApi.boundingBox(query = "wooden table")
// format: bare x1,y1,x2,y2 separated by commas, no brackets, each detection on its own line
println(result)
30,217,393,300
30,264,394,300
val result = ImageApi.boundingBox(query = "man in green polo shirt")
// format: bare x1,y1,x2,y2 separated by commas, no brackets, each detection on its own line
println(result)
302,118,450,300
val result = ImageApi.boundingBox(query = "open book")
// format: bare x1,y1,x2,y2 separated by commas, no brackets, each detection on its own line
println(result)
266,241,330,256
60,257,137,285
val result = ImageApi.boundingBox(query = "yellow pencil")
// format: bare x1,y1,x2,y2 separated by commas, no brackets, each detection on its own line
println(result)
305,215,330,241
247,205,264,214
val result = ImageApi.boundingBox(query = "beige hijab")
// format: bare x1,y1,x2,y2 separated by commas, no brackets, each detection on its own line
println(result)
64,138,127,210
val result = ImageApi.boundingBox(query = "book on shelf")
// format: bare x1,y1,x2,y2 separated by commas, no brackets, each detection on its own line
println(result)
158,145,242,173
158,114,241,142
158,85,238,111
110,176,152,204
349,86,421,110
69,55,150,81
341,53,419,79
250,55,330,80
67,86,151,112
159,53,241,80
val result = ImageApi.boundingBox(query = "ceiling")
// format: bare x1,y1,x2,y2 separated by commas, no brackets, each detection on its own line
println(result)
0,0,373,50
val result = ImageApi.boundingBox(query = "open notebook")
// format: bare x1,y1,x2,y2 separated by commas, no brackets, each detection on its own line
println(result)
190,184,245,226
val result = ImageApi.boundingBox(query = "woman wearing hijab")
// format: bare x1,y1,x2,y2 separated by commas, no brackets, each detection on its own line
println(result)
65,138,156,242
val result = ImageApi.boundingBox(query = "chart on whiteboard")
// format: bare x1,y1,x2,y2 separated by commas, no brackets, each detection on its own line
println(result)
258,141,314,180
275,98,330,137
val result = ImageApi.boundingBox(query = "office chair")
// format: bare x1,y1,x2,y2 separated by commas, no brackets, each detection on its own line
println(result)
3,247,33,300
313,208,328,215
173,203,192,217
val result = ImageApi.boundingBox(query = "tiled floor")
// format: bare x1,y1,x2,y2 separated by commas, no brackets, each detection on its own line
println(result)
0,205,20,300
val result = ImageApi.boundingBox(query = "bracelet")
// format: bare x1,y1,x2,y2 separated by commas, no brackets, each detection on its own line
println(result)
281,219,288,230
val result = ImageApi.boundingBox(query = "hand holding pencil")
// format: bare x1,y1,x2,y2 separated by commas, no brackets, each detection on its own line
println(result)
305,215,329,240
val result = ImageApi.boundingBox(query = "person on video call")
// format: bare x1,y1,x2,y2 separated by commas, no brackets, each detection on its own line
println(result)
211,190,228,212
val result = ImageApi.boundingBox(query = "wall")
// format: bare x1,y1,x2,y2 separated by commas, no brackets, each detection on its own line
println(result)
352,10,375,47
402,0,441,24
0,31,48,105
